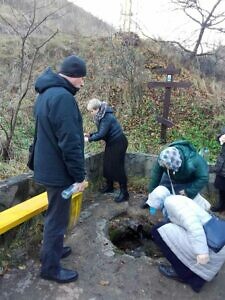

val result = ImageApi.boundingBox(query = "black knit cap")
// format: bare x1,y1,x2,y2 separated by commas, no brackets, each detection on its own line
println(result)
59,55,86,78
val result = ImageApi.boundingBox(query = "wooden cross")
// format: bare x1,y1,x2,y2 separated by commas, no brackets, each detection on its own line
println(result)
148,64,191,143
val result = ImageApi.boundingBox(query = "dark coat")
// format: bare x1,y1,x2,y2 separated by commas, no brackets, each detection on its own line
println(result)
214,127,225,190
89,107,123,145
149,140,209,198
33,67,85,187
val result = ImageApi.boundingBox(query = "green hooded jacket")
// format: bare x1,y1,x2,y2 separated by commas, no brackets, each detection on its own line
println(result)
149,140,209,198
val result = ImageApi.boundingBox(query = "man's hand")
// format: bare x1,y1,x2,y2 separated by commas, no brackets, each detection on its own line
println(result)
76,180,88,192
219,134,225,145
196,254,209,265
84,133,89,143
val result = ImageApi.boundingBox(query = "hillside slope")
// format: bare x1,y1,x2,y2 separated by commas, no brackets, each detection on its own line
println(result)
0,0,114,37
0,9,225,178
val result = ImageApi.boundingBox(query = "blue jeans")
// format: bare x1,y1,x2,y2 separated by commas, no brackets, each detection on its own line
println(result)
40,186,71,275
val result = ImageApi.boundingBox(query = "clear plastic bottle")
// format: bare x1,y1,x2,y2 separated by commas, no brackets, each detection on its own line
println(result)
61,183,78,199
199,147,210,163
203,147,209,163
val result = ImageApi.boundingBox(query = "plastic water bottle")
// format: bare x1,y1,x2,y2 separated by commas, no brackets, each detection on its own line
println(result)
199,147,210,163
204,148,209,163
61,183,78,199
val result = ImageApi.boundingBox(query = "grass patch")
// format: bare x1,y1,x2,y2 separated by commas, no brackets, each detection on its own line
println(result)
0,215,44,274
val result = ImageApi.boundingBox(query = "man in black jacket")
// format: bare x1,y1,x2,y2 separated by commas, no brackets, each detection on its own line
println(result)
33,55,87,283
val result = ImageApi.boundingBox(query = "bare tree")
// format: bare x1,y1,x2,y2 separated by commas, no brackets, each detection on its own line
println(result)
169,0,225,60
104,33,147,116
0,0,62,161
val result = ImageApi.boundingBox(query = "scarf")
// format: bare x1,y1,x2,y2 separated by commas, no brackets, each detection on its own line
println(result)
158,146,182,173
94,101,107,125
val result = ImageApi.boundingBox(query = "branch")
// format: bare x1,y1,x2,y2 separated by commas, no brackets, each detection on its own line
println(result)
27,4,68,37
209,26,225,33
157,39,193,54
26,0,37,37
183,8,203,25
12,29,58,137
209,16,225,27
0,121,9,141
0,14,20,35
22,29,59,102
156,39,214,57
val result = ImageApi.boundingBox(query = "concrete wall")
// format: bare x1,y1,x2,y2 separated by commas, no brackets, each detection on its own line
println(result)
0,152,217,210
0,173,45,210
124,153,217,201
125,152,157,177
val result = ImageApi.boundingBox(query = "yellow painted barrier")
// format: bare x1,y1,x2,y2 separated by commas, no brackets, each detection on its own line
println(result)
68,192,83,230
0,182,88,235
0,192,48,235
68,181,88,229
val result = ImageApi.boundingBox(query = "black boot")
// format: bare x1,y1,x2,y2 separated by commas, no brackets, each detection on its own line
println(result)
100,180,114,193
115,184,129,203
40,267,78,283
158,264,185,283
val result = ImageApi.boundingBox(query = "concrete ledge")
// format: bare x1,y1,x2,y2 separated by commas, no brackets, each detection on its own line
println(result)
0,152,217,210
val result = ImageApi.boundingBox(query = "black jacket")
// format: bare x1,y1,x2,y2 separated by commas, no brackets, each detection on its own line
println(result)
215,127,225,178
33,67,85,187
89,107,123,144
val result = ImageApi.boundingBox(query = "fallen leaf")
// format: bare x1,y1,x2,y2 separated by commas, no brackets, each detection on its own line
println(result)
99,280,110,286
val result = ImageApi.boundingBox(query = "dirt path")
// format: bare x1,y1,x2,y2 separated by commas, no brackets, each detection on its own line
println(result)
0,191,225,300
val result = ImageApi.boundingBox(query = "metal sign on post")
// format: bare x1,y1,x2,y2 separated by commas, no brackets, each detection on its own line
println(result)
148,64,191,143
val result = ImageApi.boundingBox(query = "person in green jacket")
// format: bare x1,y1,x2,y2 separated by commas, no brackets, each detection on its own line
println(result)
141,140,209,209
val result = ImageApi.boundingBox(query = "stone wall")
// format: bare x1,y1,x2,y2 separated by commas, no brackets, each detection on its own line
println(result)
124,153,217,201
0,152,217,210
125,152,157,177
0,173,45,210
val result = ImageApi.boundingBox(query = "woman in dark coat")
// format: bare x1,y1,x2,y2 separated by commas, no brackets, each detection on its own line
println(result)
86,98,129,203
212,127,225,212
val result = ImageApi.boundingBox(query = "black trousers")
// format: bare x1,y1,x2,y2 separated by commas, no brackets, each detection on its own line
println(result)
151,222,206,292
40,186,71,275
103,134,128,185
219,190,225,204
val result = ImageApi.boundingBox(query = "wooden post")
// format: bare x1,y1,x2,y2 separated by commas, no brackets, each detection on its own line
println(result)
148,64,191,143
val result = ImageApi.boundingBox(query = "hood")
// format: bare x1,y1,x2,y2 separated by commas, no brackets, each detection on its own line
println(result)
34,67,79,95
168,140,198,162
146,186,171,209
169,140,196,153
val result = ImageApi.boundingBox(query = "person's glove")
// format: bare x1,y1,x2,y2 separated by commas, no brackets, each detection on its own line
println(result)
149,207,157,215
196,254,209,265
84,136,89,142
